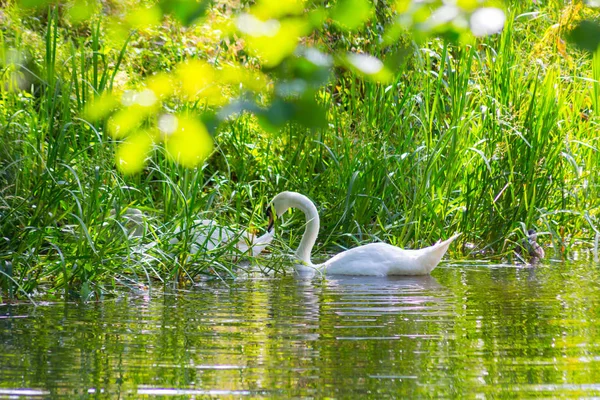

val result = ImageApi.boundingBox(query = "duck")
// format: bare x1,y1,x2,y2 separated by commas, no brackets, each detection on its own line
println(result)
266,191,460,276
515,229,545,265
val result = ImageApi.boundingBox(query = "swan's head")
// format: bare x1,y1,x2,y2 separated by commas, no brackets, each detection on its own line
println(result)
266,191,313,232
266,192,290,232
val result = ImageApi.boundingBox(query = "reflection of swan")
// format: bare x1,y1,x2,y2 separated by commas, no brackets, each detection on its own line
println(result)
326,274,444,291
169,219,273,257
267,191,459,276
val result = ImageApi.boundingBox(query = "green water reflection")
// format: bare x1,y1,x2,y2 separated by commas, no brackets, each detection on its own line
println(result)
2,263,600,398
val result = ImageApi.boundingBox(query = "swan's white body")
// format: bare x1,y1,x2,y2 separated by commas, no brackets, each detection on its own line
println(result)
113,209,273,257
110,208,147,239
270,191,459,276
169,219,274,257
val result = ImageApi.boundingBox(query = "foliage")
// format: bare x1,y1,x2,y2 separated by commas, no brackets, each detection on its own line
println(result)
0,0,599,299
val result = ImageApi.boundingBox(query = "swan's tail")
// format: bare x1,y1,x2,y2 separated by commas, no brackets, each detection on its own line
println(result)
418,233,461,274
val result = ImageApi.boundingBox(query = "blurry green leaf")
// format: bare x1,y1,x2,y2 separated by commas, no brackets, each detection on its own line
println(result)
259,94,326,130
307,8,327,27
106,19,130,47
251,0,306,20
164,116,214,168
68,0,98,23
331,0,374,30
125,6,163,29
345,53,393,83
457,0,478,11
384,44,412,71
276,79,307,97
116,130,155,175
412,4,432,24
568,20,600,52
200,112,221,135
159,0,209,26
435,28,464,44
383,21,405,45
259,97,295,129
217,100,261,122
395,0,411,14
84,93,118,122
242,18,310,67
292,48,333,86
108,107,146,139
292,95,327,129
16,0,52,9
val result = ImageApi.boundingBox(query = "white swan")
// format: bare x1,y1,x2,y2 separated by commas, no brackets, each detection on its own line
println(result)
169,219,274,257
267,191,460,276
112,208,273,257
110,208,147,239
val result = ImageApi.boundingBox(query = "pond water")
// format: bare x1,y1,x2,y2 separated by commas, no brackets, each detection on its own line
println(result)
1,262,600,398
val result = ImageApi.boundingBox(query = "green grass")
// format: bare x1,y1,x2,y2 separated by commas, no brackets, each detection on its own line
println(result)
1,1,599,300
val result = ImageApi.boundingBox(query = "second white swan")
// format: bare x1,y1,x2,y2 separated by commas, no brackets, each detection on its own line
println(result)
267,191,459,276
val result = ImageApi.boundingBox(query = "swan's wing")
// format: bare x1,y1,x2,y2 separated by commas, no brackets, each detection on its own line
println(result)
250,230,274,256
170,220,236,253
324,243,423,276
169,219,274,257
190,221,238,252
236,230,275,256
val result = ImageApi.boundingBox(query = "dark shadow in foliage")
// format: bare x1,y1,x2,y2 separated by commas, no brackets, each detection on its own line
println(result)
568,20,600,53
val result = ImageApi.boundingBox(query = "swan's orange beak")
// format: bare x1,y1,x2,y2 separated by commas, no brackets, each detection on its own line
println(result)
266,205,274,232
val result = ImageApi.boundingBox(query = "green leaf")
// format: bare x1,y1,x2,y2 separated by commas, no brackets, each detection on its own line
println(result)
258,93,327,130
291,48,333,87
345,53,393,83
293,95,327,129
568,20,600,52
383,44,412,71
259,98,295,129
16,0,52,9
331,0,374,31
159,0,210,26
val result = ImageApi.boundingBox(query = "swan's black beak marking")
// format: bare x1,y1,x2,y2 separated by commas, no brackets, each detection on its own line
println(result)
266,205,274,233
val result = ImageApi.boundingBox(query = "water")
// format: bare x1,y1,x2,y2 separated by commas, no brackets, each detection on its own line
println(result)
2,263,600,398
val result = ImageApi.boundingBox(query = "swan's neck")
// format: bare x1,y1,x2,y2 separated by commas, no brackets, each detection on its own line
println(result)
290,196,320,266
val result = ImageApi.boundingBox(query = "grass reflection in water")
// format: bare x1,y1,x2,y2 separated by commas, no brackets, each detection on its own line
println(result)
1,262,600,398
